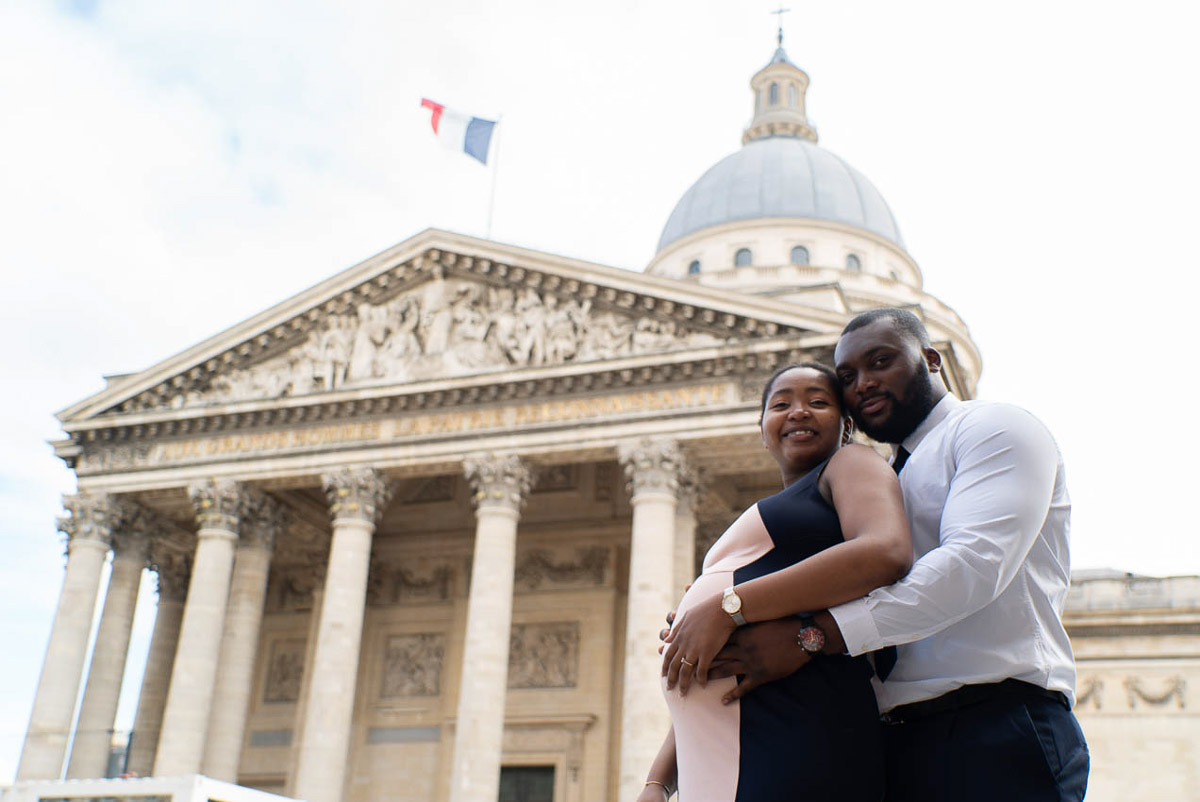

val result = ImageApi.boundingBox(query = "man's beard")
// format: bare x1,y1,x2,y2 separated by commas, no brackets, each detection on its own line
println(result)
854,366,937,444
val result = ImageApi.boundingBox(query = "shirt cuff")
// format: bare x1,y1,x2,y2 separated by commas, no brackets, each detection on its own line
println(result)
828,597,881,657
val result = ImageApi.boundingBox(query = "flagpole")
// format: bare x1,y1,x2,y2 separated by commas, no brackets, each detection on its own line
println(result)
486,115,502,240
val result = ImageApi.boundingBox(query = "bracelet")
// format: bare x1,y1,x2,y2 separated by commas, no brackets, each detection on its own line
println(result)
645,779,672,798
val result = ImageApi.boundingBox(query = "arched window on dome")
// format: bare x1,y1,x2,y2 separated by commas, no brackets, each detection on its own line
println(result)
687,259,701,276
735,248,753,267
769,82,779,106
790,245,810,266
788,84,798,108
846,253,862,271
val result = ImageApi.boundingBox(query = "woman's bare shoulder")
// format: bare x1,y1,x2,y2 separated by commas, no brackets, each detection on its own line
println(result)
825,443,894,483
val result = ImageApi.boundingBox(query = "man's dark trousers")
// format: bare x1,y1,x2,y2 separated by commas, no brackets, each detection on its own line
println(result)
883,686,1089,801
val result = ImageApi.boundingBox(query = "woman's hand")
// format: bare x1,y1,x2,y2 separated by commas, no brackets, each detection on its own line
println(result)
661,589,736,694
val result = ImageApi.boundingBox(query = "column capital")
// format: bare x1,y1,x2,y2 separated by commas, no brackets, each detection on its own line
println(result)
188,479,245,533
618,438,688,499
151,548,192,603
58,492,117,550
464,453,532,514
321,467,393,524
241,488,286,550
675,465,703,515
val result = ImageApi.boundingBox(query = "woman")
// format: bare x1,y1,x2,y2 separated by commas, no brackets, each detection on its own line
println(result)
638,363,912,802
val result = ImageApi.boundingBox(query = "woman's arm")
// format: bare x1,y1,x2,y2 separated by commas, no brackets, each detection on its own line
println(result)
734,443,912,621
663,444,911,691
636,727,677,801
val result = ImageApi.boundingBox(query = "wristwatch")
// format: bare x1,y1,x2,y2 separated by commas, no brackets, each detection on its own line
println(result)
797,616,825,654
721,586,747,626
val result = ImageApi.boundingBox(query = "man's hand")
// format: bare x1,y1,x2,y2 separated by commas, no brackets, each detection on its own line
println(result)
708,618,811,704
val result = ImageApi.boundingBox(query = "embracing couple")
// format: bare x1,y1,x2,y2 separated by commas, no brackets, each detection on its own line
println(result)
640,308,1089,802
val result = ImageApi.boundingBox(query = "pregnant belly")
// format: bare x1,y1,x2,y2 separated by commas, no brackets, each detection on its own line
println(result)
664,569,742,801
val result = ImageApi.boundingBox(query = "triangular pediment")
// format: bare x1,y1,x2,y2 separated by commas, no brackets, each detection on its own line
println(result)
59,229,848,424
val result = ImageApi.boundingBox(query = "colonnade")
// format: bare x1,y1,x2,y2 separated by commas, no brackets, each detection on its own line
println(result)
16,437,697,802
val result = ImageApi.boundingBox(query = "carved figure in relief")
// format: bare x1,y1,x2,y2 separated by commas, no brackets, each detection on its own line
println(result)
508,623,580,689
579,312,633,360
264,640,306,703
419,277,455,355
379,296,422,379
449,287,497,369
381,634,445,697
348,303,390,382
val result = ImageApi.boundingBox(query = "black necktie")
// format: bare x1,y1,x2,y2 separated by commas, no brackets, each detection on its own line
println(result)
873,447,909,681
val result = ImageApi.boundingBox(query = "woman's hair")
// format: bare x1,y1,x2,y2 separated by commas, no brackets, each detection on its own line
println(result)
759,362,845,424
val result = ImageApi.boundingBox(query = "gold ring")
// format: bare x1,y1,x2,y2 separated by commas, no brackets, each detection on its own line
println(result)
680,657,696,667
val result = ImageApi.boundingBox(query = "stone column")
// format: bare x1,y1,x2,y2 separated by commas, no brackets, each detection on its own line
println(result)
154,480,245,777
16,493,115,781
616,439,686,802
673,470,700,601
292,468,392,802
285,560,327,798
202,490,284,782
448,454,532,802
126,549,190,777
67,508,149,779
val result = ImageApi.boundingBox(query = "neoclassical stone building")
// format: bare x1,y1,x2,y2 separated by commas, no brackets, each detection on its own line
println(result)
12,41,1195,802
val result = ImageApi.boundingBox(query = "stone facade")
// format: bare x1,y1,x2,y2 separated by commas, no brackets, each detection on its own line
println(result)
1065,571,1200,802
17,42,1187,802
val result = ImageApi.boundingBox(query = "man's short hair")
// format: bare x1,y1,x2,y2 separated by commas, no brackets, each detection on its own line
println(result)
842,307,931,349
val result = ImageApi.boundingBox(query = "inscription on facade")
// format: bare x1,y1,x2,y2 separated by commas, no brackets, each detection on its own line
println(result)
381,634,446,697
508,622,580,689
85,384,735,471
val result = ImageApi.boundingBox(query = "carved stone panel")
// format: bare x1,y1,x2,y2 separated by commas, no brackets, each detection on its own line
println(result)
265,563,324,612
380,634,446,698
263,638,307,703
507,622,580,689
398,475,457,505
366,560,453,605
531,465,577,493
1125,676,1187,709
515,548,609,592
179,276,730,407
594,463,616,502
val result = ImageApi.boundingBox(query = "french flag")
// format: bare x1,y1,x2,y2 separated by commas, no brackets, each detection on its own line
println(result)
421,98,496,165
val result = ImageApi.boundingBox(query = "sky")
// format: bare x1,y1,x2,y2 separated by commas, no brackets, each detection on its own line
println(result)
2,0,1199,785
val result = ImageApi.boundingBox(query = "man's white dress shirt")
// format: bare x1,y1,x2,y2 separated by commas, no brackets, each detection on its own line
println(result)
830,394,1077,712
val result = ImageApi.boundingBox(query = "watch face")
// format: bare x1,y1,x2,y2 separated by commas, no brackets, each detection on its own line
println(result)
722,590,741,614
799,626,824,653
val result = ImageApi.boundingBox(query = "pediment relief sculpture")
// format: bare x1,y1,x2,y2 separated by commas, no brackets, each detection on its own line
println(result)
169,276,732,409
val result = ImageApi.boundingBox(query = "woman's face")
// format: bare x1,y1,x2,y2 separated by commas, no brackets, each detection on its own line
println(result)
760,367,845,484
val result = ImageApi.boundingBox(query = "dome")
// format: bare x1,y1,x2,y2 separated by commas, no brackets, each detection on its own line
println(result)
656,137,904,252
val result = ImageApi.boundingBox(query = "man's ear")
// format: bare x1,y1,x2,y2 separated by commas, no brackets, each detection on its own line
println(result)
922,347,942,374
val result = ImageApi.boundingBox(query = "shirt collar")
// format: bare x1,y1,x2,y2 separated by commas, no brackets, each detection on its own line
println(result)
898,393,960,456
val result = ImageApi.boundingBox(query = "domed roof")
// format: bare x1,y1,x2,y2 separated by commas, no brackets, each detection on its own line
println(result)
657,136,904,251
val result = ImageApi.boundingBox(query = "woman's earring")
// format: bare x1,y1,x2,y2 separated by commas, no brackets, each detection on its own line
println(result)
841,421,853,446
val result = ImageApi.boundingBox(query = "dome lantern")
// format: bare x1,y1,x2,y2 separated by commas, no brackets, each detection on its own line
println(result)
742,42,817,145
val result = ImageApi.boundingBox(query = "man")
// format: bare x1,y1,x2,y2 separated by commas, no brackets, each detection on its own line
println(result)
709,308,1088,801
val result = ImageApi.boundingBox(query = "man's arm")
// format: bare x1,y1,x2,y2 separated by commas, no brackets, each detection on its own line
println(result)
711,405,1061,698
831,404,1061,655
